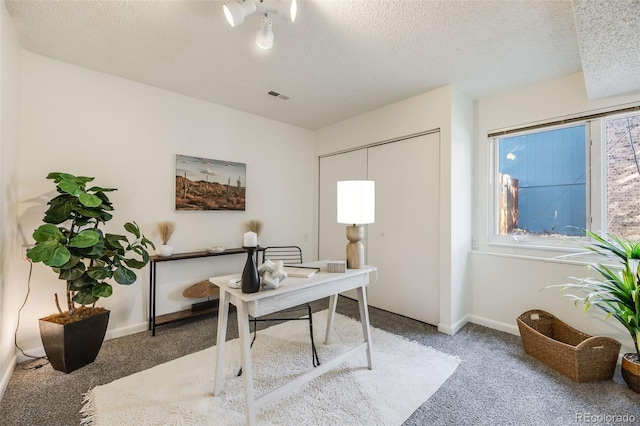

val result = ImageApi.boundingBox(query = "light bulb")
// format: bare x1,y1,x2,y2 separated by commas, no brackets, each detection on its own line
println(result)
256,17,274,49
222,4,236,26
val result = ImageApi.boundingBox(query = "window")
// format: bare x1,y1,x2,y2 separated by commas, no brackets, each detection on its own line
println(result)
605,112,640,240
495,124,587,240
491,109,640,248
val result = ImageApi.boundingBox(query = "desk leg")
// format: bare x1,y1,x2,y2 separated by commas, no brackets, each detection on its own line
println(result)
324,294,338,345
237,300,256,426
356,286,373,370
213,289,229,396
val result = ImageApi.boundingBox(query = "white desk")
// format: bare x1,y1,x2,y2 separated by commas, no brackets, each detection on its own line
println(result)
209,263,376,426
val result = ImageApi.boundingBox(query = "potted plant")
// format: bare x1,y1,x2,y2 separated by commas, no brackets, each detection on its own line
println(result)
156,221,175,257
551,230,640,392
26,172,154,373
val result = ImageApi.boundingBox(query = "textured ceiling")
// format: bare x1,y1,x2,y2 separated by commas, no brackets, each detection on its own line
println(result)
4,0,639,130
573,0,640,100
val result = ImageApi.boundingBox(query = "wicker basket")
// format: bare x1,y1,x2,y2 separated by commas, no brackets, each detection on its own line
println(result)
517,310,621,382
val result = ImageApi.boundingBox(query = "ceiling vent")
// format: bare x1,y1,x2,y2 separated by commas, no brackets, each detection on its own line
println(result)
268,91,290,100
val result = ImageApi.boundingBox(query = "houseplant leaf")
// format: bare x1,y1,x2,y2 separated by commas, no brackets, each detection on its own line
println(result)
72,289,99,305
124,222,141,239
104,234,127,251
113,266,136,284
74,205,103,218
69,230,100,248
87,186,116,193
43,196,75,224
68,274,95,291
58,263,86,281
92,283,113,298
27,240,61,262
87,267,110,280
58,179,82,196
27,240,71,267
78,192,102,208
32,224,64,242
74,239,105,257
43,245,72,267
57,255,81,270
123,258,147,269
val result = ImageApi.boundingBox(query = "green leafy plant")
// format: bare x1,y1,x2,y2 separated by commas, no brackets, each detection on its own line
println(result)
549,230,640,358
27,172,155,315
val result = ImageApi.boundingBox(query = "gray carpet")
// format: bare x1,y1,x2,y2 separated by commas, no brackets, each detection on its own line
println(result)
1,296,639,425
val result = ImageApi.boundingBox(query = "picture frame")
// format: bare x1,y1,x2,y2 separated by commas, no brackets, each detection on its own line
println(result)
175,154,246,211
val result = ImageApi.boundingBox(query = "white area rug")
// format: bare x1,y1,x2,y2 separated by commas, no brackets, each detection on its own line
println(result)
82,311,460,425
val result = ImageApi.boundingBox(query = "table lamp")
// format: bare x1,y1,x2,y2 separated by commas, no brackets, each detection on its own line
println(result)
337,180,375,269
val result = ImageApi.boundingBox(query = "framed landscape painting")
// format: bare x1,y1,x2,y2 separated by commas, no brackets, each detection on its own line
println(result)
175,154,246,211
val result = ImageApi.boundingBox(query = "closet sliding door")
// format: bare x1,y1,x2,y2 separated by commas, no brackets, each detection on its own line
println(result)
318,132,440,325
367,133,440,325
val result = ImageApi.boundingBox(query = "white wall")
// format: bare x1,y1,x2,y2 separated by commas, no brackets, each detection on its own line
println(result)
0,1,23,399
314,85,475,335
14,52,315,359
314,87,450,156
448,88,474,332
472,72,640,353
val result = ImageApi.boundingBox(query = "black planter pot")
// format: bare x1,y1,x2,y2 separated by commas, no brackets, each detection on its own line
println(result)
38,309,110,373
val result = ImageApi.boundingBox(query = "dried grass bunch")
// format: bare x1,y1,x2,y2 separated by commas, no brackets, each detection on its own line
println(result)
157,221,176,245
246,219,264,236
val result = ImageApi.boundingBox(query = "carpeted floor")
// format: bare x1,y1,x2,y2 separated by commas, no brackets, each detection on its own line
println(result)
82,311,460,425
1,296,639,425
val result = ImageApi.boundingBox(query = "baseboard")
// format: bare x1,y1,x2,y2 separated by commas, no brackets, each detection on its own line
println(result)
105,321,148,340
339,295,520,338
438,314,470,336
15,346,46,364
0,353,17,401
469,315,520,336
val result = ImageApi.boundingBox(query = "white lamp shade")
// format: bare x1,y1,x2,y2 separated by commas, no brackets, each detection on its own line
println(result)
337,180,375,225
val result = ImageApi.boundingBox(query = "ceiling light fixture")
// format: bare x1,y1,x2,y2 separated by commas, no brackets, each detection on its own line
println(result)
222,0,257,27
256,16,274,50
222,0,297,50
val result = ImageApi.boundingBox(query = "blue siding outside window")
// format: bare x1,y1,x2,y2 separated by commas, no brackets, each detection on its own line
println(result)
499,125,586,236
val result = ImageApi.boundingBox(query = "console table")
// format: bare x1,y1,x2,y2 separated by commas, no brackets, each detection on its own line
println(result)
148,247,264,336
210,263,376,425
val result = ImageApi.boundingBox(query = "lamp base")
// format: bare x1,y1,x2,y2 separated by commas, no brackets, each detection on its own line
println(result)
346,225,365,269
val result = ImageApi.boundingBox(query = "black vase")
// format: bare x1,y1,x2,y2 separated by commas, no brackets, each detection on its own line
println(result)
241,247,260,293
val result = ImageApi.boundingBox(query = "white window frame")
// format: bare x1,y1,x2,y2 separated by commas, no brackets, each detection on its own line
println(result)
591,118,605,234
489,120,592,251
